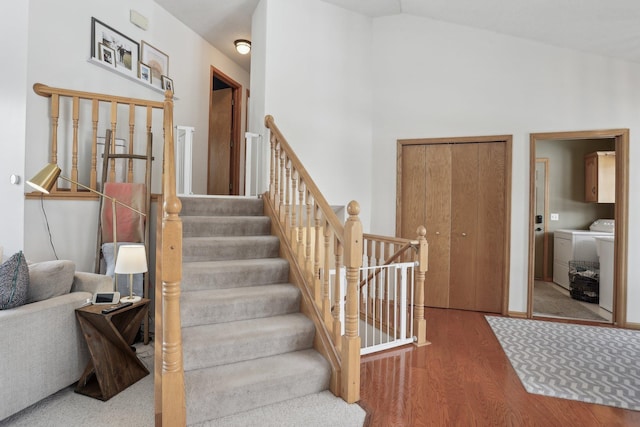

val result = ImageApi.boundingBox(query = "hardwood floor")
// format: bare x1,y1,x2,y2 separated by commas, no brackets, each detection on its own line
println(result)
359,308,640,426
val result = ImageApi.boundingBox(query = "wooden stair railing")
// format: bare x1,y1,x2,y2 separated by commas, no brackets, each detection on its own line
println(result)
264,115,429,403
31,83,186,426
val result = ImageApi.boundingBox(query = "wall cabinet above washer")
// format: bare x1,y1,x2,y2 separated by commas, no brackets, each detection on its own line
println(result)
584,151,615,203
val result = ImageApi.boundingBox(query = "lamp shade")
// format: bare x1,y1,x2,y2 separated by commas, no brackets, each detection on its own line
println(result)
26,163,61,194
114,245,148,274
234,39,251,55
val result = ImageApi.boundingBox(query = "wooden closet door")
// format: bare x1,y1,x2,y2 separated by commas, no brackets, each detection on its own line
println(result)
399,144,451,308
475,142,505,312
449,144,479,310
399,145,427,239
423,145,451,308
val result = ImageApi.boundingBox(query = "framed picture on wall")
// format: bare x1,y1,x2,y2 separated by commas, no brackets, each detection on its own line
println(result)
138,62,152,83
98,43,116,68
141,41,169,86
91,17,139,75
161,75,174,93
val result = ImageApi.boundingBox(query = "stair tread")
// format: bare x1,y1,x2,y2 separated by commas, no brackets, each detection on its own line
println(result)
182,235,280,262
183,258,288,270
182,258,289,292
181,283,297,301
180,284,301,327
184,235,278,242
180,196,263,217
182,215,269,222
185,349,330,423
182,313,315,371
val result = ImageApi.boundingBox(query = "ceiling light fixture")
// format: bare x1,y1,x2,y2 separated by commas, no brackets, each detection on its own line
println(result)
234,39,251,55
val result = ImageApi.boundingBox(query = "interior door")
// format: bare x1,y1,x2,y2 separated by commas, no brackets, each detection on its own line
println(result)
534,159,549,280
474,142,506,312
397,137,509,314
449,143,479,310
424,144,452,308
208,88,232,194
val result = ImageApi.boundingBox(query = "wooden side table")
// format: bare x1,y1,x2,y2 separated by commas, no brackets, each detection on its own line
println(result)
75,298,150,401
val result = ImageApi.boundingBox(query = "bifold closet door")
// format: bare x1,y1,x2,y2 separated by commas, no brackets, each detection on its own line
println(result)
399,144,451,308
474,142,505,313
399,141,505,313
449,142,505,313
423,145,451,308
449,144,479,310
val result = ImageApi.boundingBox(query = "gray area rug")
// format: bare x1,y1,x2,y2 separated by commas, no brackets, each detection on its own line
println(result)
486,316,640,410
534,281,606,321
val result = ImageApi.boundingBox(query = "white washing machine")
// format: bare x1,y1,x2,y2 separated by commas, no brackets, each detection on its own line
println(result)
552,219,614,290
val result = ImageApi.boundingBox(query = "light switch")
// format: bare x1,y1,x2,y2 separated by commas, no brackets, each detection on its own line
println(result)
550,213,559,221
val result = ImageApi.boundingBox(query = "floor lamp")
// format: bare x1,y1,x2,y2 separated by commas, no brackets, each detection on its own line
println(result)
26,163,147,291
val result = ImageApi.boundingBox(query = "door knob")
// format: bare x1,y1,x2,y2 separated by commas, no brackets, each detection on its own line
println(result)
435,231,440,235
462,232,467,237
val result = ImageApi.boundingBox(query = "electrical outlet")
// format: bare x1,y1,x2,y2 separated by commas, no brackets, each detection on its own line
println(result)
550,213,559,221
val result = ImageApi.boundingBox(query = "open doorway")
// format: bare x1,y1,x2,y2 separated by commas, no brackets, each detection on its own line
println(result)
207,66,242,195
528,130,629,327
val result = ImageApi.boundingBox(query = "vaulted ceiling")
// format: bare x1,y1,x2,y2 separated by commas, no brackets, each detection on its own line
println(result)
154,0,640,72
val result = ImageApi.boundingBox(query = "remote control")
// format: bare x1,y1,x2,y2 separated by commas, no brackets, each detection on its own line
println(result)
101,301,133,314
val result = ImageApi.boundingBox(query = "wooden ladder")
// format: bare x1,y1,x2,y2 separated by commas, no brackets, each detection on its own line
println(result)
94,128,153,343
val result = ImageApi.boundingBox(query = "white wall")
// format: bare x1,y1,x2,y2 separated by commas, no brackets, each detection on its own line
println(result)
21,0,249,270
0,1,29,258
252,0,374,228
370,14,640,320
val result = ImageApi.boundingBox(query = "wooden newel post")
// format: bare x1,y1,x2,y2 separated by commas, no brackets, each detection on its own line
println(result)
414,226,429,347
160,90,186,427
341,200,363,403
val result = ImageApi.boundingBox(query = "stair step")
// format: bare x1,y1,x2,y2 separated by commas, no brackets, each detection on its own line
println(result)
182,258,289,292
182,236,279,262
184,349,330,424
180,196,263,217
180,284,301,327
182,216,271,237
182,313,315,371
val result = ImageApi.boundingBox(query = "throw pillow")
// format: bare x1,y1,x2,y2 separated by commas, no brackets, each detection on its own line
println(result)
0,251,29,309
27,260,76,303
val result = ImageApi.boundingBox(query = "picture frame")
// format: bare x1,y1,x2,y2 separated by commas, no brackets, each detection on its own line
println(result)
91,17,139,75
141,41,169,85
161,75,174,93
138,62,152,84
98,43,116,68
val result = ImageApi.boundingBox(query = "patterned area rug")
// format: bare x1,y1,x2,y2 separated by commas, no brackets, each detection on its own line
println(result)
486,316,640,410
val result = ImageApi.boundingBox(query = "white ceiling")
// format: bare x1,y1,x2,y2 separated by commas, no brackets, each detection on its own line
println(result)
154,0,640,73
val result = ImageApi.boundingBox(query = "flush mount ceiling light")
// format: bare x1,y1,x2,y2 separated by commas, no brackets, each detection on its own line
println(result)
234,39,251,55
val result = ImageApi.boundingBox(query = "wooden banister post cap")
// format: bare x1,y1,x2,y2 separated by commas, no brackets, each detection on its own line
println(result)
417,226,426,238
347,200,360,217
164,196,182,216
265,115,274,126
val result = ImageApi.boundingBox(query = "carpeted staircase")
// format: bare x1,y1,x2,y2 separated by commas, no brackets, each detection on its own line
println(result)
179,196,331,425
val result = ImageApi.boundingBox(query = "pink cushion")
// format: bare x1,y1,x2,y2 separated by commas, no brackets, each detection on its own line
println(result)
101,182,146,243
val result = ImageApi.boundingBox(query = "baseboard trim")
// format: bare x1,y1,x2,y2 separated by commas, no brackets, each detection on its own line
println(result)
508,311,528,319
625,322,640,330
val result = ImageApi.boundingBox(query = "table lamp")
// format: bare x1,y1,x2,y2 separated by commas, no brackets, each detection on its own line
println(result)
26,163,146,291
114,244,147,303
